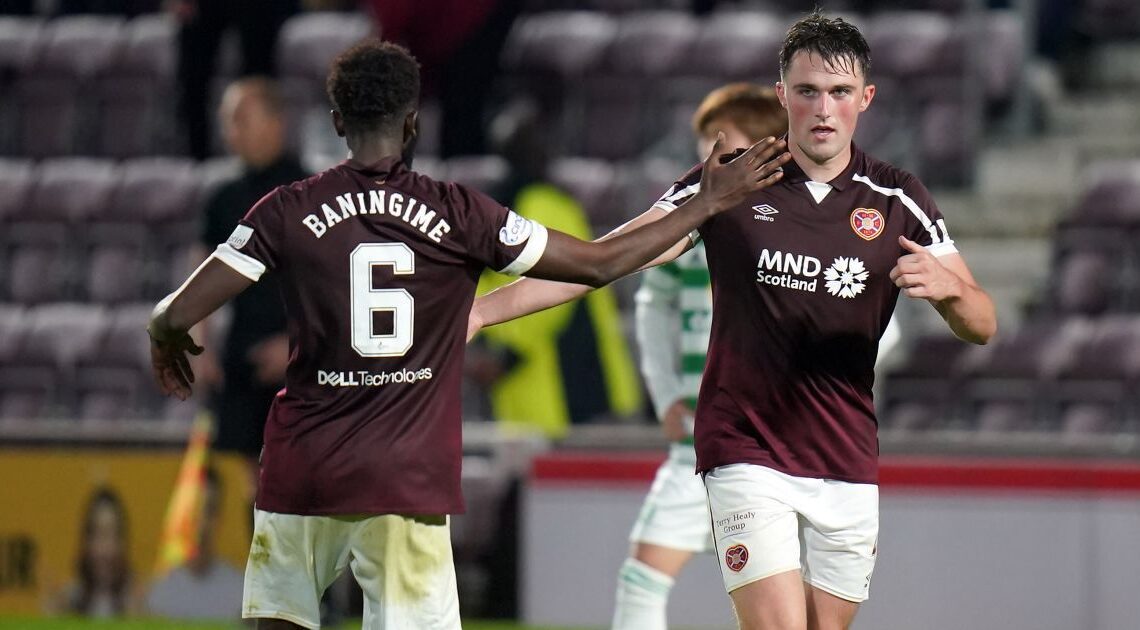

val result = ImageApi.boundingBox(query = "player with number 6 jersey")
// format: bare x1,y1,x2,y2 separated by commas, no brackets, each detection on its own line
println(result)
223,156,547,516
147,40,790,630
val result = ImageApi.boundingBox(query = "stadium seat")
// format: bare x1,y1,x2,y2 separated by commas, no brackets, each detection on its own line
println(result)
1050,251,1116,315
0,303,108,419
0,17,43,154
572,11,697,159
1077,0,1140,39
1066,160,1140,226
1046,315,1140,432
956,318,1090,430
500,11,616,77
277,11,374,146
0,158,34,223
0,303,25,364
445,155,509,197
95,13,178,157
868,12,965,81
918,99,978,187
548,157,624,230
879,333,974,431
683,11,783,82
980,11,1026,108
4,159,119,302
74,303,157,420
14,16,125,157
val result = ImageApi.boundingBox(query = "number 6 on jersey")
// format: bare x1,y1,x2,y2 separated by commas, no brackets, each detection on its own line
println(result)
350,243,414,357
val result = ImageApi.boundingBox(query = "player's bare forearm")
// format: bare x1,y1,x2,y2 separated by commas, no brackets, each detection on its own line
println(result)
527,136,789,288
150,258,253,338
149,258,253,400
934,282,996,345
891,240,996,345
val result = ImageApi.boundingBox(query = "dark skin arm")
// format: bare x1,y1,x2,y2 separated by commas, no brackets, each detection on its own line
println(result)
149,136,789,400
525,135,789,287
148,259,253,400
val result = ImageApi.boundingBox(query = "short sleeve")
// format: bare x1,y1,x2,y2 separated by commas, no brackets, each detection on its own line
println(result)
651,163,703,214
210,188,287,282
446,182,548,276
898,175,958,258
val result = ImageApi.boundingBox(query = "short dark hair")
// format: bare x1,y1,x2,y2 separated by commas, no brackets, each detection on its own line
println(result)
326,39,420,136
692,83,787,142
779,11,871,81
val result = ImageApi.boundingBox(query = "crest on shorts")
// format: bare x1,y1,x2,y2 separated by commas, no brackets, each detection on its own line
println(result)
850,208,884,241
725,544,749,572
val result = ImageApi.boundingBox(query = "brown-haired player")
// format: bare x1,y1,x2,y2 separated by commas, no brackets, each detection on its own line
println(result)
470,11,996,629
147,39,789,630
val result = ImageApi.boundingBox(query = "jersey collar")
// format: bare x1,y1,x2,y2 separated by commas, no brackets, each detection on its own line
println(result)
780,141,864,192
342,155,403,175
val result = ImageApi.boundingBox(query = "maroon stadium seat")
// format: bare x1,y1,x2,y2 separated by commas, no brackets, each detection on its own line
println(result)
74,303,157,420
15,16,125,157
445,155,508,197
1050,251,1116,315
1067,161,1140,226
684,11,783,82
1077,0,1140,39
879,333,973,430
867,12,964,80
548,157,624,230
957,318,1089,430
573,11,697,159
1048,316,1140,432
5,159,119,302
95,14,178,157
500,11,616,77
0,303,108,418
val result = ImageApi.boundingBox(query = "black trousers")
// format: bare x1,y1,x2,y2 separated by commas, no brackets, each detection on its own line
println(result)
176,0,298,160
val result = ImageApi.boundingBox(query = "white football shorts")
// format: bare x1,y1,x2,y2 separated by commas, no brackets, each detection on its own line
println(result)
704,463,879,602
628,443,715,553
243,509,460,629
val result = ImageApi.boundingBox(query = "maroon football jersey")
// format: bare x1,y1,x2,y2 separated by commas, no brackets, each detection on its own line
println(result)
211,157,548,515
654,144,957,484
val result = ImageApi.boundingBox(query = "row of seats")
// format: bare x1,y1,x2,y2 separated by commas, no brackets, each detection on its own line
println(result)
0,12,371,158
0,154,689,304
0,302,181,421
0,9,1022,185
881,315,1140,434
881,160,1140,434
1043,160,1140,315
0,156,238,303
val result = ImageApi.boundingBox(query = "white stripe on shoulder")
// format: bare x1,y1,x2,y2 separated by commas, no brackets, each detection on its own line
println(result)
664,182,700,204
498,222,549,276
852,173,946,246
212,243,266,281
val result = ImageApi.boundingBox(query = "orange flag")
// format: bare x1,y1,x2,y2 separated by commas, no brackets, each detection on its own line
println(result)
154,411,213,576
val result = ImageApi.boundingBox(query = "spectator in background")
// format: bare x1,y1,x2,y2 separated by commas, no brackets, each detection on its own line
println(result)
173,0,300,160
191,77,307,497
468,99,642,438
146,467,244,620
613,83,787,630
45,487,141,617
363,0,522,157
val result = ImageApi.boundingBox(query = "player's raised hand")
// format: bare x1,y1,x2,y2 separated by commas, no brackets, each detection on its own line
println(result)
697,134,790,213
890,235,962,302
149,329,204,401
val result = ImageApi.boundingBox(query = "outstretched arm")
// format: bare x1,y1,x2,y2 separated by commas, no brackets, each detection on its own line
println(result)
468,206,688,338
890,236,996,344
469,136,790,336
148,257,254,400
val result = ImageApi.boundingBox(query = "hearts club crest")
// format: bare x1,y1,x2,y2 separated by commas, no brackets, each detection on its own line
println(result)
850,208,884,241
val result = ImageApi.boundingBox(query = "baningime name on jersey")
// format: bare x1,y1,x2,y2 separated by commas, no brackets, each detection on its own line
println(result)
301,189,452,243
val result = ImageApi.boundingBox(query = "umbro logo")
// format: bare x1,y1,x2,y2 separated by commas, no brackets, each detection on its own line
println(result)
753,204,778,222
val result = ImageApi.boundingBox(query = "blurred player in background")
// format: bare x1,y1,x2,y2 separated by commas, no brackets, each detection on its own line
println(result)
613,83,786,630
147,39,789,630
471,12,995,629
192,77,307,499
